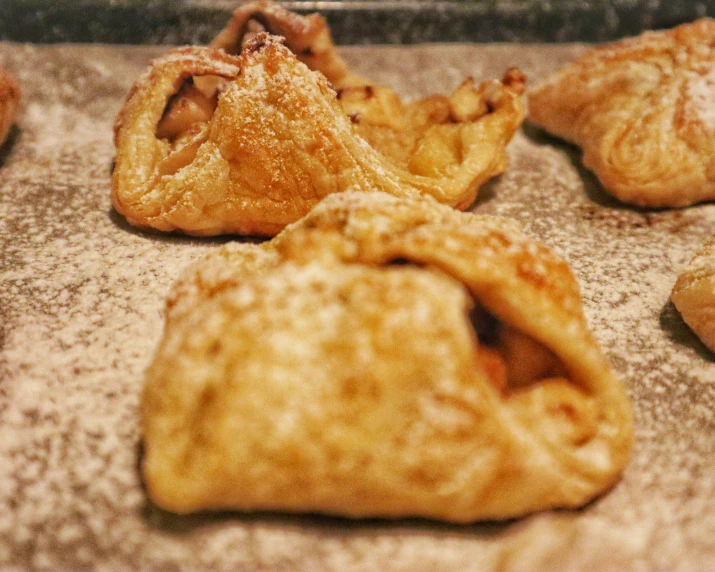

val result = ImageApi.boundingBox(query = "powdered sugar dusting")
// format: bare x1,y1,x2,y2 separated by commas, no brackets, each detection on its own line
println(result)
0,43,232,569
1,41,714,570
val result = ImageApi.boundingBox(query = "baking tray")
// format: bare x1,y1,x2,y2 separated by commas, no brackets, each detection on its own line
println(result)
3,0,715,44
1,4,714,571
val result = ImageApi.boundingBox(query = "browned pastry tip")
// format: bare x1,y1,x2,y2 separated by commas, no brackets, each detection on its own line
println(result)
528,19,715,208
112,34,524,236
142,191,633,521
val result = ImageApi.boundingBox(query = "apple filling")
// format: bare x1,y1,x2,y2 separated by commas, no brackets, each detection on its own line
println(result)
154,78,226,177
468,303,599,447
156,79,219,142
469,304,568,396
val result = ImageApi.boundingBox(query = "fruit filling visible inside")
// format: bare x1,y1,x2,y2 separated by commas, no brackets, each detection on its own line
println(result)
156,79,220,141
469,304,568,395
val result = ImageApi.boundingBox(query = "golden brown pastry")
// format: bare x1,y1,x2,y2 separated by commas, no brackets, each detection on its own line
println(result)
112,34,524,236
337,67,525,212
671,234,715,352
528,19,715,208
0,65,19,147
142,191,633,522
211,0,526,209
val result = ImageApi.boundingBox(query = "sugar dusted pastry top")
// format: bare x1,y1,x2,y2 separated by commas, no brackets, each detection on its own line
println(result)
141,191,633,522
209,0,526,211
528,19,715,208
112,22,524,235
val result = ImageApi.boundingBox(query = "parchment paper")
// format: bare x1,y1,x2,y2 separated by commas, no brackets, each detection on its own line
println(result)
1,42,713,570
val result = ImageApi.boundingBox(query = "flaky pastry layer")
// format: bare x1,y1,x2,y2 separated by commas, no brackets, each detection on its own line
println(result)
142,191,633,522
528,19,715,208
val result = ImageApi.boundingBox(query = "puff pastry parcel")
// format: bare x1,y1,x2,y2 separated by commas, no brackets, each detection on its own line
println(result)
141,191,633,522
112,30,524,235
672,234,715,352
210,0,528,201
528,19,715,208
0,65,19,147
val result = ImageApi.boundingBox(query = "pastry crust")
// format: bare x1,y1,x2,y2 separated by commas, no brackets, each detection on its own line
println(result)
142,191,633,522
671,234,715,352
112,34,524,236
528,19,715,208
0,65,19,147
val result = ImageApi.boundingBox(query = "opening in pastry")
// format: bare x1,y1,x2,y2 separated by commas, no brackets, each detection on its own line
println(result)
380,256,570,398
384,257,420,267
468,303,569,396
154,76,227,177
466,299,599,448
156,78,220,142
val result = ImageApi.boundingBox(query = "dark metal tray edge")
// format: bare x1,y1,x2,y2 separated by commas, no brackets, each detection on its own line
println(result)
2,0,715,45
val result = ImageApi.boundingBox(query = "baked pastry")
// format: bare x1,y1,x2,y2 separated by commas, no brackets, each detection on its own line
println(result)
671,234,715,352
141,191,633,522
0,65,19,147
112,34,524,236
211,0,526,209
528,19,715,208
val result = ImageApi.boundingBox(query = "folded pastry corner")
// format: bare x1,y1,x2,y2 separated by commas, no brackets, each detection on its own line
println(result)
671,234,715,352
528,19,715,208
0,64,19,147
141,191,633,522
111,5,525,236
